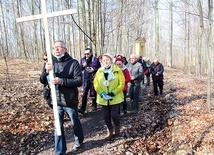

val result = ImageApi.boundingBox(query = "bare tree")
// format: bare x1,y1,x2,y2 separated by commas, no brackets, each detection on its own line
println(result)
155,0,159,57
17,0,28,58
81,0,88,47
198,0,212,111
168,0,173,67
0,0,9,56
0,0,213,75
31,0,39,61
0,21,10,83
115,0,124,54
184,0,190,69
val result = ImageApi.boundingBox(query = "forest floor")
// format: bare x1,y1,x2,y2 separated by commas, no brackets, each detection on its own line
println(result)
0,58,214,155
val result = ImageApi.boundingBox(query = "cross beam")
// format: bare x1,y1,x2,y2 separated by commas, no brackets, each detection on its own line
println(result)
16,9,77,22
16,0,77,136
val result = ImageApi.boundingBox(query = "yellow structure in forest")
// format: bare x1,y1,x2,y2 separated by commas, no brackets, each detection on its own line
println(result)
135,37,146,56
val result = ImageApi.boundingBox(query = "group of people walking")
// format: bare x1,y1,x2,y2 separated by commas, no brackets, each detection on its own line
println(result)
40,40,164,155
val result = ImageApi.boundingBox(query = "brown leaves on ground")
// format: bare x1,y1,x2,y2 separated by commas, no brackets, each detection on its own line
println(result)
0,59,213,155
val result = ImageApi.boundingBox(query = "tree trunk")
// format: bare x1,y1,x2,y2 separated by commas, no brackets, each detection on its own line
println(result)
184,0,190,70
91,0,97,55
52,0,55,42
76,0,82,56
37,3,45,54
17,0,28,58
13,0,19,57
168,0,173,67
87,0,92,48
0,6,9,83
155,0,159,57
31,0,39,61
81,0,88,47
198,0,212,111
0,0,9,57
100,0,106,54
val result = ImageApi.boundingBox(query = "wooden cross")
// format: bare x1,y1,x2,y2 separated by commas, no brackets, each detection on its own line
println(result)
16,0,77,136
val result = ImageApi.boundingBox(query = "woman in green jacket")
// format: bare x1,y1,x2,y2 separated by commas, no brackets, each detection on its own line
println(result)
94,53,125,140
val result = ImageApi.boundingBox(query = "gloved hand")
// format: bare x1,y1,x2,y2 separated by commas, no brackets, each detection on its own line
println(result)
107,92,116,97
100,92,107,98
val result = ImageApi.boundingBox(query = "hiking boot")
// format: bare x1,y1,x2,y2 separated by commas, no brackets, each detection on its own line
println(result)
78,109,84,114
105,129,113,140
91,106,97,111
73,142,83,150
115,125,120,135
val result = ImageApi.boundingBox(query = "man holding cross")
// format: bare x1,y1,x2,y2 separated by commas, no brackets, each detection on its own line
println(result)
40,40,84,154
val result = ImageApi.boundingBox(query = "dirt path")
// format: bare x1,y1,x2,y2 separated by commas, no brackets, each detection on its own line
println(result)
38,84,173,155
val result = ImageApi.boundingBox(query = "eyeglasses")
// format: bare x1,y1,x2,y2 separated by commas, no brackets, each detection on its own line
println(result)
53,46,65,49
84,53,90,55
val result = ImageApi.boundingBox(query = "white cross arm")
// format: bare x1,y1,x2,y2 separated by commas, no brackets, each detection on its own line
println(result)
16,9,77,23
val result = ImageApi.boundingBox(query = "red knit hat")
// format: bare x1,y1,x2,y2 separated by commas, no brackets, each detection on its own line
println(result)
115,57,124,63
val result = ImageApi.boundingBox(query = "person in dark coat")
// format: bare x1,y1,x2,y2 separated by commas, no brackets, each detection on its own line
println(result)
78,48,101,114
144,57,151,86
138,56,147,84
150,59,164,96
40,40,84,155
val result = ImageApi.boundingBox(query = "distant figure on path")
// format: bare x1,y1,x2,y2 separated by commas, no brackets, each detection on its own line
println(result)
145,57,151,86
150,58,164,96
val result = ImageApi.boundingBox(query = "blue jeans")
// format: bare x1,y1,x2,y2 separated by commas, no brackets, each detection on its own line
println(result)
55,106,84,154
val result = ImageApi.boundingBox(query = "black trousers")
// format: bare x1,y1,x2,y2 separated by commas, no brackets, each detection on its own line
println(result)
80,83,97,112
153,79,163,95
129,83,140,109
102,104,120,130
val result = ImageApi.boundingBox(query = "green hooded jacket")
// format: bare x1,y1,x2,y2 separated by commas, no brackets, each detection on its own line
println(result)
94,64,125,106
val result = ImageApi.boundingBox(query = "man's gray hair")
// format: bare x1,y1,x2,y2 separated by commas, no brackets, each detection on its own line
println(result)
54,40,66,48
130,53,138,59
153,58,159,63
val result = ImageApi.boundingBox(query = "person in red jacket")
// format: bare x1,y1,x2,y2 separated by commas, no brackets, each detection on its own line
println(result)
115,57,131,114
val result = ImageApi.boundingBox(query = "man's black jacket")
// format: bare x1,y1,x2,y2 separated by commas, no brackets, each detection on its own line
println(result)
40,52,82,107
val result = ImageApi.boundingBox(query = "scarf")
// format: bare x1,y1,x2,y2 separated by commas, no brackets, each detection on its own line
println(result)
101,64,115,81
